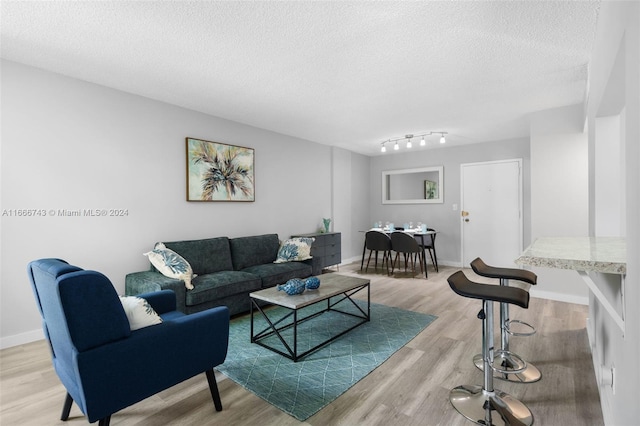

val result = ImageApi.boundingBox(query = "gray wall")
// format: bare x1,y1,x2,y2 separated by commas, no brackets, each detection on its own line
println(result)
369,138,531,266
0,60,369,346
331,147,371,266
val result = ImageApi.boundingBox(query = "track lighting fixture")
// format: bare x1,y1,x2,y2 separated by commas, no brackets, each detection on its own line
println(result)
379,131,448,153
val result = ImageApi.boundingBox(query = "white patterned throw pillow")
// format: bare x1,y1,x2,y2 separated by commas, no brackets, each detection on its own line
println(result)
274,237,315,263
144,242,196,289
119,296,163,331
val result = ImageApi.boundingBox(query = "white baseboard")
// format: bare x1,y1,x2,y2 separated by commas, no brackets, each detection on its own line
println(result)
529,288,589,305
341,256,463,268
341,255,364,265
343,256,588,305
437,260,463,268
1,328,43,349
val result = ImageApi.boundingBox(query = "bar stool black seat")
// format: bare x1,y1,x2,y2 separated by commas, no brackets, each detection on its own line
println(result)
471,258,541,384
447,271,534,426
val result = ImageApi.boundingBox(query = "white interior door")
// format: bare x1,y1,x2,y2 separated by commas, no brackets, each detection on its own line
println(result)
461,159,523,268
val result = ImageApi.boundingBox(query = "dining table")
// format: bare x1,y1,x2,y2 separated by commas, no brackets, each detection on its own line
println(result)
360,228,436,279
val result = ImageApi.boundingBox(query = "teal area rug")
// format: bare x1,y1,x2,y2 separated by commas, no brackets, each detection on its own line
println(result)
216,299,437,421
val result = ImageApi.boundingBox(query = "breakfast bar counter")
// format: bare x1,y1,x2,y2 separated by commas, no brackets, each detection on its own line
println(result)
515,237,626,274
516,236,627,332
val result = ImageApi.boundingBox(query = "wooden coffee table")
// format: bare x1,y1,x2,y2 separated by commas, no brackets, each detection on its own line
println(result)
249,273,370,361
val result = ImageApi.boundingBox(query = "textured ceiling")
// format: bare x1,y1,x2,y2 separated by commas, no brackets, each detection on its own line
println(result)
0,1,600,155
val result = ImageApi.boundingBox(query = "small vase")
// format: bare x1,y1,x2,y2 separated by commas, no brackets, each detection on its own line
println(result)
323,218,331,233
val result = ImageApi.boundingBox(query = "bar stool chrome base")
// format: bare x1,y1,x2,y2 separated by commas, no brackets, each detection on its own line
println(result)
473,353,542,383
450,385,534,426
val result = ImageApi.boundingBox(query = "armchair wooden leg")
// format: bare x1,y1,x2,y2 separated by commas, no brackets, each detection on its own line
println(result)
206,369,223,412
61,392,73,421
98,416,111,426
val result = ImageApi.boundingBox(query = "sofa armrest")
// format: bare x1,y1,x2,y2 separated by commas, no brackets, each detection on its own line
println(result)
303,257,322,276
137,290,176,314
125,271,187,313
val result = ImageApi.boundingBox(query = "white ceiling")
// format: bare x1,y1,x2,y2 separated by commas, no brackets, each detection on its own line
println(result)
0,1,600,156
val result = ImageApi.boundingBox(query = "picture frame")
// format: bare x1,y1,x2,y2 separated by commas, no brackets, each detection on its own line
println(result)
424,179,438,200
186,137,255,202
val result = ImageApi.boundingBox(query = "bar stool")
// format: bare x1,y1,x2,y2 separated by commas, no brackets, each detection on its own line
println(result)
447,271,533,426
470,258,541,384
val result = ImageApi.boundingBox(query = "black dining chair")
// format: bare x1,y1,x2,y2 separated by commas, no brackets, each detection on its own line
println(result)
390,231,424,277
362,230,392,274
415,228,438,272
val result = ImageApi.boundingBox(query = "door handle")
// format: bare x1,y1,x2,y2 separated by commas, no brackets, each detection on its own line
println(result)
461,211,469,217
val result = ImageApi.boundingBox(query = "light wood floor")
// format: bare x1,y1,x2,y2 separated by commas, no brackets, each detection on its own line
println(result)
0,263,604,426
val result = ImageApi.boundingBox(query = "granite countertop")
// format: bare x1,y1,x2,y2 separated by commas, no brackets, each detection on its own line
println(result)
515,237,626,274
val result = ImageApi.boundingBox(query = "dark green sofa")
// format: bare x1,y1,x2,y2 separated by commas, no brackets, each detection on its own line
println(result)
125,233,313,315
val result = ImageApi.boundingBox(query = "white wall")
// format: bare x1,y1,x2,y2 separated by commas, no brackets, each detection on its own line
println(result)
369,138,531,267
0,60,370,347
595,115,624,237
585,2,639,424
529,103,590,303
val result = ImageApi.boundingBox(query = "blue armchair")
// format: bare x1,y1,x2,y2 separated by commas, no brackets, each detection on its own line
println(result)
27,258,230,426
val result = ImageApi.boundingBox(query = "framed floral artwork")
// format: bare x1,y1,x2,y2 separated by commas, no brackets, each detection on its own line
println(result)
186,137,255,202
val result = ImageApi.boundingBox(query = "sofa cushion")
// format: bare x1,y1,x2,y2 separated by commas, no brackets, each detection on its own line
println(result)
274,237,315,263
242,261,312,288
185,271,262,307
230,234,280,270
163,237,233,275
144,243,195,289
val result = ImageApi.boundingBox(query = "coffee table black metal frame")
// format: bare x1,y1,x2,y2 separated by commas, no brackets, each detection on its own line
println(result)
250,275,370,362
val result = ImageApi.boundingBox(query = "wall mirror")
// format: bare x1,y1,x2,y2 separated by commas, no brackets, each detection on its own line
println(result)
382,166,444,204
